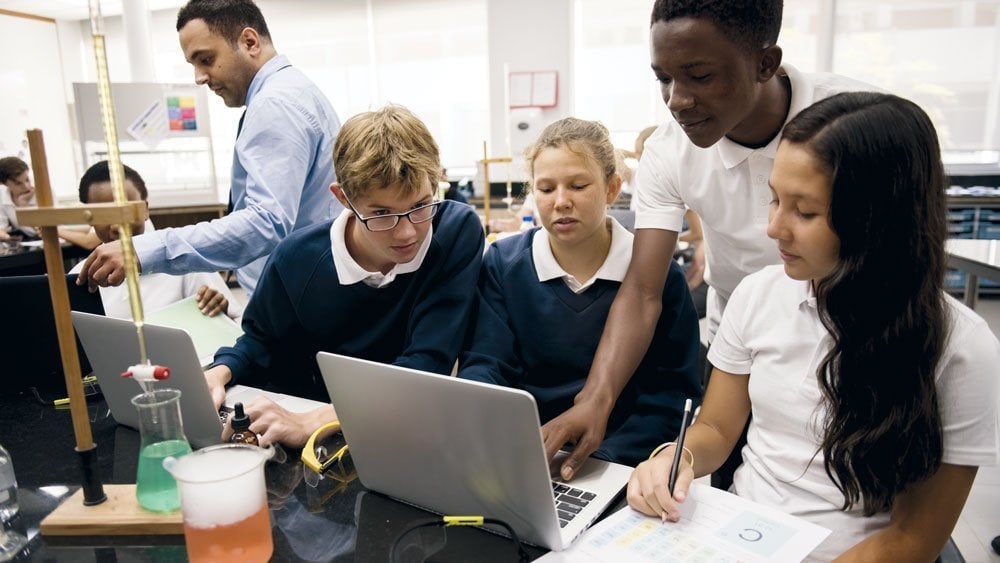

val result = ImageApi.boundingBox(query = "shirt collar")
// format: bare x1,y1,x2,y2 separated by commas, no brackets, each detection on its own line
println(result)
244,55,292,107
330,208,432,288
716,64,812,169
798,276,818,310
532,217,633,291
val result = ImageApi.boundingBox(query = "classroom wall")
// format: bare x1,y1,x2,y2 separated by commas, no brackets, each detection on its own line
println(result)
486,0,573,184
0,13,77,200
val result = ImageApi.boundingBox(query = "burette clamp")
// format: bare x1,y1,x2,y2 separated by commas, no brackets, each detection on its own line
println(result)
121,364,170,382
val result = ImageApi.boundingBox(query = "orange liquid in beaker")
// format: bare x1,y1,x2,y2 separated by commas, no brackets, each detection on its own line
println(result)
182,503,273,563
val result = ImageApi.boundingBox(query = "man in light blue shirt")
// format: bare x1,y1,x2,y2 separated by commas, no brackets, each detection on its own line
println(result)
78,0,341,296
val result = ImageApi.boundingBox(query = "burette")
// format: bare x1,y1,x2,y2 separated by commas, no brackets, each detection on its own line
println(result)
88,1,152,392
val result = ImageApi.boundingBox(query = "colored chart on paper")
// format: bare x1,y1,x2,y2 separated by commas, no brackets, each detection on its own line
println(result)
542,484,830,563
716,511,796,557
166,95,198,131
586,512,748,563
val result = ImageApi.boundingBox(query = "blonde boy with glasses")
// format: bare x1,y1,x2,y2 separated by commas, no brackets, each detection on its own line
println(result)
203,104,485,447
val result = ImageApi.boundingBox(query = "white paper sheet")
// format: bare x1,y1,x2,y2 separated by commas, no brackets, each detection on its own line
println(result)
126,98,168,148
539,483,830,562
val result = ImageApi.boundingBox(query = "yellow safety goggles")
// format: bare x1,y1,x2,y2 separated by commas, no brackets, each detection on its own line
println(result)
301,420,356,487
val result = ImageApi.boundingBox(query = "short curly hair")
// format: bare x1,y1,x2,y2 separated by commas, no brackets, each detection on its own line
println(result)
651,0,783,53
78,161,149,203
0,157,28,184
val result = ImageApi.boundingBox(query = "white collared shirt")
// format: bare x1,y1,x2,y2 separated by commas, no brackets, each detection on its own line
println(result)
532,217,632,293
70,221,243,320
708,265,1000,561
329,208,432,288
634,64,873,305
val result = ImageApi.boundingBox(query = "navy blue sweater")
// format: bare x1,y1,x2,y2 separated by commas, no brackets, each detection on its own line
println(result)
215,201,485,400
459,229,702,466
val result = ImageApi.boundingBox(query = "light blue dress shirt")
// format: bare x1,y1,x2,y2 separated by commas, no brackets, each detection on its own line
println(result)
133,55,342,295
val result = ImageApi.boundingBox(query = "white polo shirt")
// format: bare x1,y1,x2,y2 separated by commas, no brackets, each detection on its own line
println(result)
633,65,873,321
532,217,632,293
70,221,243,320
329,208,431,289
708,265,1000,561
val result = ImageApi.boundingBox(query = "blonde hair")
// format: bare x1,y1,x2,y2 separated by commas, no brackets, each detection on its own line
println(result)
615,148,632,185
333,104,441,200
524,118,618,193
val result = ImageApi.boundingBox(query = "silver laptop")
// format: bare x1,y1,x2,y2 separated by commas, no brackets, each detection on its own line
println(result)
316,352,632,551
72,311,328,448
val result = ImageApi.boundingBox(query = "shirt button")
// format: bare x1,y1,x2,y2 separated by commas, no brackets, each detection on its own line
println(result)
759,197,768,205
756,174,765,183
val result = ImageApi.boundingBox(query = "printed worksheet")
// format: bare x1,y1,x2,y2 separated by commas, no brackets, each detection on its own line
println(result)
540,483,830,562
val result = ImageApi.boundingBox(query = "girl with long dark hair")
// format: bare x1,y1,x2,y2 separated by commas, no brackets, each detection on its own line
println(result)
628,92,999,560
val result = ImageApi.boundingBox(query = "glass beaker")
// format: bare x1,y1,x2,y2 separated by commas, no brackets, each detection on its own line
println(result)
163,444,275,563
0,444,27,561
131,388,192,512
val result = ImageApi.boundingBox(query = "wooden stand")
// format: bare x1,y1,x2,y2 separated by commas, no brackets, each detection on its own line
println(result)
40,485,183,536
15,129,153,534
480,141,512,229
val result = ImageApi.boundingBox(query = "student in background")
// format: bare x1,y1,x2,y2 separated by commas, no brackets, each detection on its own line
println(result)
70,161,241,321
628,92,999,560
631,124,708,317
621,125,656,209
78,0,342,297
205,105,484,448
545,0,873,481
0,156,37,241
440,166,468,205
460,118,701,467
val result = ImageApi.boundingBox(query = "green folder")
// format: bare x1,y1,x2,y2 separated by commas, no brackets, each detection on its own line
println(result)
145,296,243,364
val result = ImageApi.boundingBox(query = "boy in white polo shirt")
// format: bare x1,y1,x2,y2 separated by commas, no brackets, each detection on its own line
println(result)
542,0,872,481
71,161,241,320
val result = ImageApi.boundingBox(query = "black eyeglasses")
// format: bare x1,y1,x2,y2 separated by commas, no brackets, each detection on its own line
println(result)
345,198,441,232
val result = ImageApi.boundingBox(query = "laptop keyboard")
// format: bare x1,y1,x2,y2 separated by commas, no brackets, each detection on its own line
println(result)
552,482,597,528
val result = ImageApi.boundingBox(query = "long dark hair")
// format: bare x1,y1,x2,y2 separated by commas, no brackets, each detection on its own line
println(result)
782,92,948,516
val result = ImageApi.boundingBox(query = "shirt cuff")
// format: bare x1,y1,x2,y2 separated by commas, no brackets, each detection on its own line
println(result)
212,347,247,386
634,207,686,232
706,346,751,376
132,230,166,274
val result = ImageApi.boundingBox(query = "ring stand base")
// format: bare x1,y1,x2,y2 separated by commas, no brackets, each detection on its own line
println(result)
40,484,183,536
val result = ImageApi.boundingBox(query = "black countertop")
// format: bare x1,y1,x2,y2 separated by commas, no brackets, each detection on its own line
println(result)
0,390,547,562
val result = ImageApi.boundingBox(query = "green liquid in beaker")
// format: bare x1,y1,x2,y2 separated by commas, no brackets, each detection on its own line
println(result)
137,439,192,512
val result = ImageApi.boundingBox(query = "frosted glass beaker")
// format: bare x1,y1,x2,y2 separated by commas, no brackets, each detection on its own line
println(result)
163,444,274,563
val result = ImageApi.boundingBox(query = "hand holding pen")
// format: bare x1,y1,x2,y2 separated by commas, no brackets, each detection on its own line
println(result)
625,397,695,523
